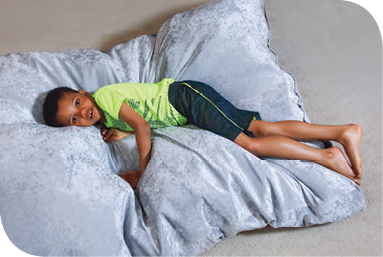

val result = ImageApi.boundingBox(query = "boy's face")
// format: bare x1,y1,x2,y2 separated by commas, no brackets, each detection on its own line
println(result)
55,90,104,127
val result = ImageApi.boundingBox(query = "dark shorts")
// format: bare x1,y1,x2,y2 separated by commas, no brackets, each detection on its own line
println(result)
168,80,261,141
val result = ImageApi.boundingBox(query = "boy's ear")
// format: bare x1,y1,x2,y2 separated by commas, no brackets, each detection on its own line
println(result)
78,89,89,95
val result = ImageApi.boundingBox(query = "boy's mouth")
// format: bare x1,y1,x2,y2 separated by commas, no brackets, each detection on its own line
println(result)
89,108,93,119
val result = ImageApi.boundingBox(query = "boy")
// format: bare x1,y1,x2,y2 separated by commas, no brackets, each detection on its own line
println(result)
43,78,362,188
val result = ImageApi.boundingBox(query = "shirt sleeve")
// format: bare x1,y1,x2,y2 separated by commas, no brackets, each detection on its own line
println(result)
93,86,126,120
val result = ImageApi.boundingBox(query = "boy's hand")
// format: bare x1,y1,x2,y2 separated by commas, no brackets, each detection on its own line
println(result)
118,170,142,189
101,128,134,142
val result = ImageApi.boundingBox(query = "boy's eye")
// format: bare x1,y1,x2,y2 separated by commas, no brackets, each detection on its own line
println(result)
72,116,77,124
75,99,80,106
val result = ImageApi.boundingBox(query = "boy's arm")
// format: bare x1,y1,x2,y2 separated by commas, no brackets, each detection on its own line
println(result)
119,102,151,174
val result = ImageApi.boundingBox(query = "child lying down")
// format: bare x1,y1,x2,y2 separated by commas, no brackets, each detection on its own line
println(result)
42,78,362,188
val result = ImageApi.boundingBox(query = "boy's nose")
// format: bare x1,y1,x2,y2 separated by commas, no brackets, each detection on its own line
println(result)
80,107,87,118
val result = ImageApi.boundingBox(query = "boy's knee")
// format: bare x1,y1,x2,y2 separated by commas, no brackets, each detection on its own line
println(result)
234,133,260,155
250,120,274,137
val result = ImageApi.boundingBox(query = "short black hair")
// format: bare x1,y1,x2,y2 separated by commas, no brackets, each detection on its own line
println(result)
43,87,78,127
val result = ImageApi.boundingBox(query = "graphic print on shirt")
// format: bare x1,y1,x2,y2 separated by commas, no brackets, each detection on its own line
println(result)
104,111,129,131
127,99,140,110
143,99,149,119
125,96,179,129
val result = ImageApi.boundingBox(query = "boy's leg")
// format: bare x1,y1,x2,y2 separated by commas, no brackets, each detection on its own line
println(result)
248,120,362,180
234,132,360,185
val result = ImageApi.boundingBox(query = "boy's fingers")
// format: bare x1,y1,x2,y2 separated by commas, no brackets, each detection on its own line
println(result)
100,128,113,142
104,129,115,140
100,128,107,136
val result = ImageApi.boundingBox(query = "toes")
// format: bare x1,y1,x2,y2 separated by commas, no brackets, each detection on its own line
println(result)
352,167,362,180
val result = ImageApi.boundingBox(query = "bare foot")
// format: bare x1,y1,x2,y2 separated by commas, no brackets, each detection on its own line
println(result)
315,147,361,186
339,124,363,180
118,170,142,189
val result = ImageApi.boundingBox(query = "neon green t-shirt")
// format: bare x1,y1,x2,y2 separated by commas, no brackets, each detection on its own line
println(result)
92,78,187,131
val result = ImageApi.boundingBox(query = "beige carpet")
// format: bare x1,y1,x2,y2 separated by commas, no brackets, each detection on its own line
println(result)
0,0,381,256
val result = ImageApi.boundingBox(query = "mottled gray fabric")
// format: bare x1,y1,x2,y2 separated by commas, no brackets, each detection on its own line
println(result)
0,0,365,256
